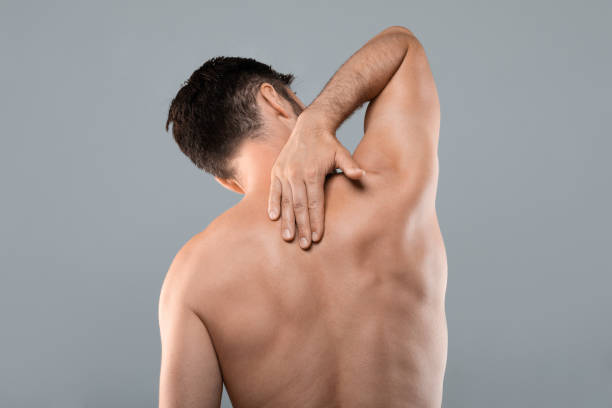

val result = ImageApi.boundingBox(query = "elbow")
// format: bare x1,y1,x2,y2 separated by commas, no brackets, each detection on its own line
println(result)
379,25,424,55
382,25,417,39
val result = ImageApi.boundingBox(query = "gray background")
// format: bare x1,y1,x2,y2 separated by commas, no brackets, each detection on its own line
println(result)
1,0,610,406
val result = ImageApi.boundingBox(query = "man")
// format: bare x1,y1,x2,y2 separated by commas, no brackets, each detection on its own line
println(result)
160,25,447,408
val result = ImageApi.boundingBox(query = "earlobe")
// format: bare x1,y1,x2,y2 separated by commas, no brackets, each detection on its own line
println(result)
214,176,245,195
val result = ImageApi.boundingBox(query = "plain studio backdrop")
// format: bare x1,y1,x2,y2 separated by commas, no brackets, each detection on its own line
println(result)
1,0,610,406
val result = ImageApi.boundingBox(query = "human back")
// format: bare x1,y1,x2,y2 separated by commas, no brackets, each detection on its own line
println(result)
159,25,447,408
177,165,447,408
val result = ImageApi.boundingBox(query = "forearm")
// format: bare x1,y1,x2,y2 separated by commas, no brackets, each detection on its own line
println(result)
306,26,417,130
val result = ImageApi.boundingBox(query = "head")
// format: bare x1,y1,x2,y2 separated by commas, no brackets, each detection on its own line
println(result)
166,56,305,194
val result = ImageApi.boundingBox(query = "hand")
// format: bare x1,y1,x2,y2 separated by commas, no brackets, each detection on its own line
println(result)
267,108,365,249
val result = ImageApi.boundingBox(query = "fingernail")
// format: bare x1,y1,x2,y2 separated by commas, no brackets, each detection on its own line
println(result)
283,229,292,239
269,209,277,218
300,237,308,247
312,232,318,241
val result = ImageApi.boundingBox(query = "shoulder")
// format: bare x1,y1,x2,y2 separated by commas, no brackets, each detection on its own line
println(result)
159,205,267,313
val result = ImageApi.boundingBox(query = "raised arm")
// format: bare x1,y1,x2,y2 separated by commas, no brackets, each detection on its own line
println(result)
305,26,422,133
268,26,435,248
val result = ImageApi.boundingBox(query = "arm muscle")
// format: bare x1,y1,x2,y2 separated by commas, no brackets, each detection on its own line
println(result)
159,280,222,408
354,33,440,207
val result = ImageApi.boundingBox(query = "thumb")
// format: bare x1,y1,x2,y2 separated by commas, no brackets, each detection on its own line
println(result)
335,147,365,180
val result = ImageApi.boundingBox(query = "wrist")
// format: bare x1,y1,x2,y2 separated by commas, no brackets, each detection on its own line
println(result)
301,103,339,132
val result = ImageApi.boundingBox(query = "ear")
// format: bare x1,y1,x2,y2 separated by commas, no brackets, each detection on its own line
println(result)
214,176,245,195
259,83,291,119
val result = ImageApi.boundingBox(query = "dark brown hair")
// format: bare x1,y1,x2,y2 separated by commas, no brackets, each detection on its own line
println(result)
166,56,302,179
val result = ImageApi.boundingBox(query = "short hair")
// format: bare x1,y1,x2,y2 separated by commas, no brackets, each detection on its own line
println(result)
165,56,303,179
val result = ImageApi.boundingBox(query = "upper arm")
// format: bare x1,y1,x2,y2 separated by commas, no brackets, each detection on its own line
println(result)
158,255,222,408
353,29,440,206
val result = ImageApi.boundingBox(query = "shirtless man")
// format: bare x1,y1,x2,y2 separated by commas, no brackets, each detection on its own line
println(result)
160,25,447,407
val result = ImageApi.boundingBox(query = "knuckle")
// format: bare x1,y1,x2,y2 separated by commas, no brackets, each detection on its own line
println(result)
293,200,306,211
297,221,309,233
304,168,319,182
307,199,320,209
281,197,292,207
286,169,301,180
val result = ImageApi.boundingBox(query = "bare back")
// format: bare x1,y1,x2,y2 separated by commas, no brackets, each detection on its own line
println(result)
159,28,446,408
176,168,447,408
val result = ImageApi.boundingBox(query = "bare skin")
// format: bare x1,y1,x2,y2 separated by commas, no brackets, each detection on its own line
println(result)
159,26,447,408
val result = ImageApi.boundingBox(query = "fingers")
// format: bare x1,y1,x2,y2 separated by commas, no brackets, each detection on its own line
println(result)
280,180,296,242
289,178,312,249
305,170,325,243
268,176,282,220
335,147,365,180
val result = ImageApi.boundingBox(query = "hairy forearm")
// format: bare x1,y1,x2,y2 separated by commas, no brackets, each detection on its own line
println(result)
306,26,417,130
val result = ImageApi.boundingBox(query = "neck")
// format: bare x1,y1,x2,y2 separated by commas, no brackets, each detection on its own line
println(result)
235,137,284,199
